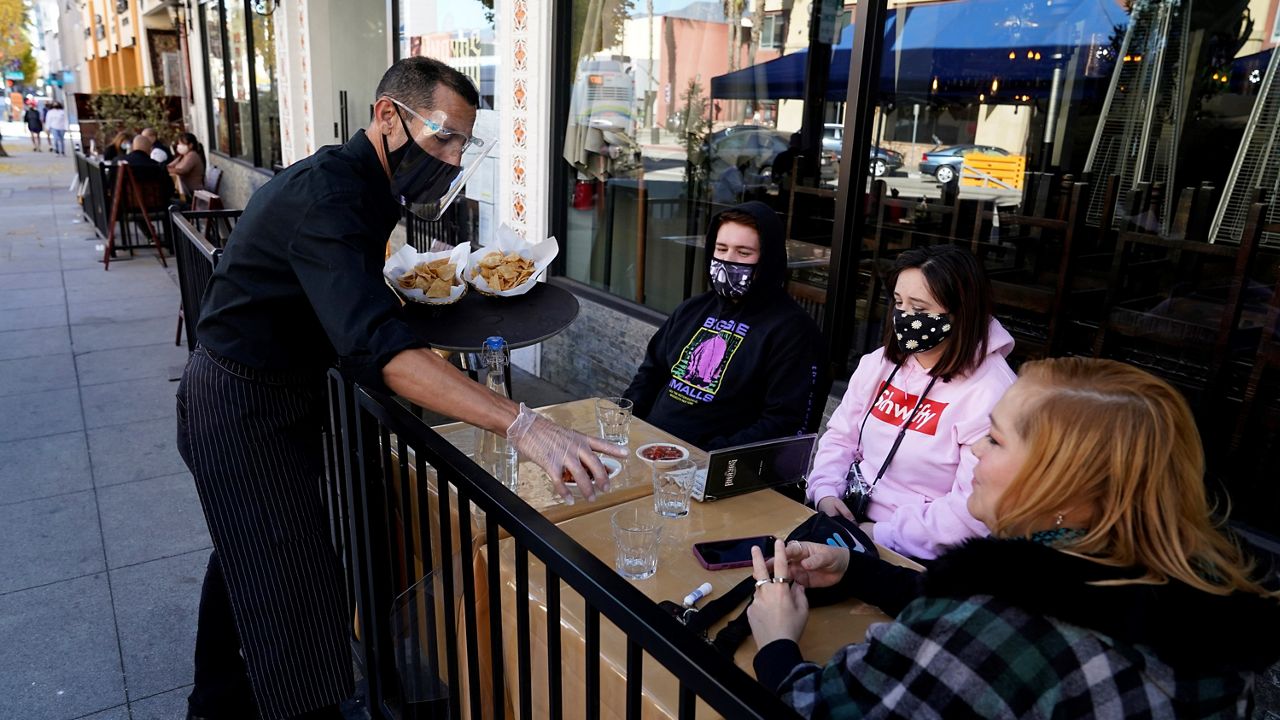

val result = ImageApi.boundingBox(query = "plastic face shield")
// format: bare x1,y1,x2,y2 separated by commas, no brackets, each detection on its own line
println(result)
391,99,497,221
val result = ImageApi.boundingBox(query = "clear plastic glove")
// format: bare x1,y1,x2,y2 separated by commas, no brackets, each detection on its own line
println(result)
506,403,627,505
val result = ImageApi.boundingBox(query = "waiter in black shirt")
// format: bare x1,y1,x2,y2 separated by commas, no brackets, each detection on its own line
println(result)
178,57,622,720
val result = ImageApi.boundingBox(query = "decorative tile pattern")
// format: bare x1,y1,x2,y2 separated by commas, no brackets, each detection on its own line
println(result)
297,0,314,157
506,0,532,237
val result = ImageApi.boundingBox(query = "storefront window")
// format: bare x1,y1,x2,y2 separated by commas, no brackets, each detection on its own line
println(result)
252,9,281,168
200,0,281,169
397,0,499,241
201,0,230,154
225,0,253,163
845,0,1280,539
561,0,836,317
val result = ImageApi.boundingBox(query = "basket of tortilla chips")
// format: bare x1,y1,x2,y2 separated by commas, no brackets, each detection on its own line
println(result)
383,243,470,305
466,224,559,297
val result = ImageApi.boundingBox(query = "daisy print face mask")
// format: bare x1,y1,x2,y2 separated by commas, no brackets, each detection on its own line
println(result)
893,308,952,353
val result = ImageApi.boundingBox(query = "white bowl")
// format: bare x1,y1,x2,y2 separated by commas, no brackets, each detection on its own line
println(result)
634,442,690,464
563,457,622,496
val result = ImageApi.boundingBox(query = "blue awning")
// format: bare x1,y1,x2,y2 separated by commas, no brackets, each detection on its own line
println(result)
710,0,1125,103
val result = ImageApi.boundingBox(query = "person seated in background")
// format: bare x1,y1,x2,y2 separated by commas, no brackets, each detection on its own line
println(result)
623,201,826,451
772,132,802,191
748,357,1280,718
102,131,132,162
167,132,207,200
121,134,160,166
806,244,1015,560
141,127,170,163
712,156,750,205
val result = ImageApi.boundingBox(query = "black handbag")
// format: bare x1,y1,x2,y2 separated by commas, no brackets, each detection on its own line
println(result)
661,513,878,654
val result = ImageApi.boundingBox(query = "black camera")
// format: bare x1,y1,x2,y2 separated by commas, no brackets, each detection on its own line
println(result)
842,462,873,523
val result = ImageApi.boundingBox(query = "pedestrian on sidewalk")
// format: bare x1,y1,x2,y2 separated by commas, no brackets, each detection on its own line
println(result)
44,102,68,156
24,102,43,152
178,56,624,720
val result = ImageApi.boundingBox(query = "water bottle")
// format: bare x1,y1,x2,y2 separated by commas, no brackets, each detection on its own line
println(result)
476,336,519,491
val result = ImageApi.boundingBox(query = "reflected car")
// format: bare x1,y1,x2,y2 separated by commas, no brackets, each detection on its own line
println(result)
822,123,904,177
703,126,790,186
919,144,1010,183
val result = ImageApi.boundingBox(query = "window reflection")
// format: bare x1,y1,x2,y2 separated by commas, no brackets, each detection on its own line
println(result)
556,0,1280,539
225,0,253,163
252,9,281,168
203,0,229,155
563,0,837,317
398,0,499,246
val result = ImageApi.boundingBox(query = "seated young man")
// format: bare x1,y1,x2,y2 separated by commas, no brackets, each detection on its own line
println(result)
623,201,827,451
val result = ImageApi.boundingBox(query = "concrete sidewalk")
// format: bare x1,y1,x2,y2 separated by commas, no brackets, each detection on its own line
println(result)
1,132,209,720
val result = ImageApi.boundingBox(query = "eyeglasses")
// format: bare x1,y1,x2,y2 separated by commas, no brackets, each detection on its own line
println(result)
387,97,485,153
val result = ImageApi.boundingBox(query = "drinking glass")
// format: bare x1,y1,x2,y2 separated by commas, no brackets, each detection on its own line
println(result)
611,506,664,579
652,458,696,518
595,397,634,447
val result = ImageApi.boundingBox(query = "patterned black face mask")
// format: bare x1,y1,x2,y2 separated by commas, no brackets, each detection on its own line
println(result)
893,309,952,353
709,258,755,300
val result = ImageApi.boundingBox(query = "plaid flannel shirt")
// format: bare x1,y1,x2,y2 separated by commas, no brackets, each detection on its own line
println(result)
772,593,1254,719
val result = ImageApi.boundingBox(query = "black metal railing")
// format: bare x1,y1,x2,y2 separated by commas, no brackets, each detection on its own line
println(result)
171,207,243,352
403,203,476,251
76,152,115,239
326,371,799,720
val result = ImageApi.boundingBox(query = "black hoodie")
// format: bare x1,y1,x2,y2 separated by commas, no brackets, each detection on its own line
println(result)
623,201,827,450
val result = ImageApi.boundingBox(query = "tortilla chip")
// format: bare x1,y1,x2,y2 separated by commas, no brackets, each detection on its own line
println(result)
398,257,462,298
474,250,536,292
426,278,452,298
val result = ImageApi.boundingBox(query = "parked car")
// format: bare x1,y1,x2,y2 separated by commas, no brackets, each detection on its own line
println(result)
703,125,790,186
822,123,904,177
919,144,1010,183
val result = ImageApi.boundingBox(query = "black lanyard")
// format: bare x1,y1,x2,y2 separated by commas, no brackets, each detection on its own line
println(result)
853,362,940,493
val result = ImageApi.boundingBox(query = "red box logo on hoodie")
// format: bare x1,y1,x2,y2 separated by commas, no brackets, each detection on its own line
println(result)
870,383,948,436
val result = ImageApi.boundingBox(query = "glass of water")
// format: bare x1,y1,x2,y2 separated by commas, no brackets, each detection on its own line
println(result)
652,458,696,518
611,506,664,579
489,446,519,493
595,397,634,447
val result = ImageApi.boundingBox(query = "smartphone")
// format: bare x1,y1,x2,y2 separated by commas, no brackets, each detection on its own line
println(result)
692,535,776,571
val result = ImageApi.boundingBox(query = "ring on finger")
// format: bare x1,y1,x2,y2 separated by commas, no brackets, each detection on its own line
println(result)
770,577,790,584
754,578,772,588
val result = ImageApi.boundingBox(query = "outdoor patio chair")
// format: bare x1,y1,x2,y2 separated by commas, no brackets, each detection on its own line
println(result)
102,163,172,270
1091,201,1270,429
967,180,1095,362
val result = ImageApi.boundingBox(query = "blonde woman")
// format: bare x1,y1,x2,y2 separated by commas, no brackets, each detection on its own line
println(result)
748,358,1280,718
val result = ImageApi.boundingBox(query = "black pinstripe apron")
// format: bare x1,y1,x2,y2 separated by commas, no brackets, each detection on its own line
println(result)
176,345,350,719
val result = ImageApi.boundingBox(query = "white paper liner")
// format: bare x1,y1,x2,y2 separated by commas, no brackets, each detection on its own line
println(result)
383,243,470,305
466,224,559,297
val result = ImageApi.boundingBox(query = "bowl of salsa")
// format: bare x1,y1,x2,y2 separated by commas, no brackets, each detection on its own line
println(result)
635,442,689,463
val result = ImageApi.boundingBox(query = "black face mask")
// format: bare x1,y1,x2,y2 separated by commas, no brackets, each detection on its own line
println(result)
383,108,461,212
709,258,755,300
892,308,953,353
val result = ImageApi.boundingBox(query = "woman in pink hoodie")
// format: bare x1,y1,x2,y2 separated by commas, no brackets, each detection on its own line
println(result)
807,245,1015,559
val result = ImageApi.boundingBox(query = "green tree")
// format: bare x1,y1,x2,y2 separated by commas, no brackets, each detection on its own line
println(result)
681,76,712,190
0,0,33,157
572,0,634,58
722,0,746,72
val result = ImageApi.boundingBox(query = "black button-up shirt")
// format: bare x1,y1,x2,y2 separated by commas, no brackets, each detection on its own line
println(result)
197,130,426,387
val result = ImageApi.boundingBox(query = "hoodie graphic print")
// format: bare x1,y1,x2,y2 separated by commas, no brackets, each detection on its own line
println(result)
668,317,751,405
